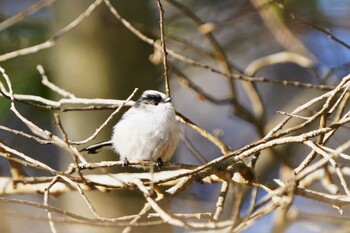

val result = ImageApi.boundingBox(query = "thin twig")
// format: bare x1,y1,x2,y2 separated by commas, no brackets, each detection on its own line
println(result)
70,88,138,145
270,0,350,50
0,0,57,31
213,181,229,221
37,64,76,98
156,0,171,97
44,176,60,233
176,112,230,154
0,0,103,62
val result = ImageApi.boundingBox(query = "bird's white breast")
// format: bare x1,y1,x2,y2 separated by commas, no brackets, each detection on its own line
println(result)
111,103,179,162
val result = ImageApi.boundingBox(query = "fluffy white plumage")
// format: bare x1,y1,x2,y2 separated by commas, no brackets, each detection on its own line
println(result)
82,90,180,164
112,90,180,163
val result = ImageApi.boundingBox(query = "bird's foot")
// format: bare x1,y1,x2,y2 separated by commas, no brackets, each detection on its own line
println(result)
156,158,164,169
121,157,129,167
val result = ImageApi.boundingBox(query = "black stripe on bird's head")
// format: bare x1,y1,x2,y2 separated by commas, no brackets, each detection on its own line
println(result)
136,90,171,106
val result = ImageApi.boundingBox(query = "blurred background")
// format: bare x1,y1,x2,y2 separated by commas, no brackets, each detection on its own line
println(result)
1,0,350,232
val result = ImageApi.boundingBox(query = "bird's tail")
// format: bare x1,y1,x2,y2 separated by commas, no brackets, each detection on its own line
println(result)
80,141,113,154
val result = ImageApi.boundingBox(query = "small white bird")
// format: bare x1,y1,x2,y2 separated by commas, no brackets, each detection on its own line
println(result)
82,90,180,166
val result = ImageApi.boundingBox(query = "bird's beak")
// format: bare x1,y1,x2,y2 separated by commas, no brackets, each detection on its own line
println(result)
165,97,172,103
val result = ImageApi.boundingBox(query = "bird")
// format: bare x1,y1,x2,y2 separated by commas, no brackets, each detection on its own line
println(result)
81,90,180,167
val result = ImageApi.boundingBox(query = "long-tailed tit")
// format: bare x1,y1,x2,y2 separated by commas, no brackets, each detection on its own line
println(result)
82,90,180,166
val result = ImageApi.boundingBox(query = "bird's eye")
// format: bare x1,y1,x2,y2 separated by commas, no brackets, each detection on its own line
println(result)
154,102,158,106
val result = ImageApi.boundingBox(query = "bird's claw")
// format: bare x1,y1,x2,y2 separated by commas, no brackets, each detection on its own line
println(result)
156,158,163,169
122,157,129,167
